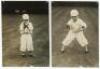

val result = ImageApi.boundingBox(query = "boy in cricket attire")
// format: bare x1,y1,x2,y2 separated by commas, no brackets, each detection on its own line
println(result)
19,14,34,57
61,9,89,54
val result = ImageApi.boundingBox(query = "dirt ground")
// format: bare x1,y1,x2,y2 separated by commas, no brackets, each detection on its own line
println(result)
52,6,99,67
2,14,49,67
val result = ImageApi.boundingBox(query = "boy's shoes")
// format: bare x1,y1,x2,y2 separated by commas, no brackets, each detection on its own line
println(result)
61,46,65,53
61,50,64,53
21,54,27,57
28,54,36,57
29,54,33,57
84,51,89,54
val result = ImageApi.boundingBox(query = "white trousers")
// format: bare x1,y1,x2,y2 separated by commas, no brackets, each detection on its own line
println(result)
62,31,88,47
20,34,34,52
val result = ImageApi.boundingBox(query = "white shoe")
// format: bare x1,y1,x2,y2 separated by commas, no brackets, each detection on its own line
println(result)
61,46,65,53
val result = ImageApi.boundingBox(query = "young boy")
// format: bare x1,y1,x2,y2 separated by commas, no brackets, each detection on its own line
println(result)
61,9,89,54
19,14,34,57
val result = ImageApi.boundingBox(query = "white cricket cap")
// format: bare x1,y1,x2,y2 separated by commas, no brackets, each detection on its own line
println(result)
70,9,79,16
22,14,29,20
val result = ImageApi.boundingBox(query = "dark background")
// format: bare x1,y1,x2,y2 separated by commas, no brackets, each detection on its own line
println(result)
2,1,48,14
52,1,98,7
2,1,49,67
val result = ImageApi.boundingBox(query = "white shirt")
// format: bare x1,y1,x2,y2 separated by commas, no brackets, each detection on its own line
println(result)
67,18,87,32
20,21,33,34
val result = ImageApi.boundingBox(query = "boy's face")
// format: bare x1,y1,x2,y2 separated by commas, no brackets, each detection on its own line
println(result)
23,19,29,25
71,16,78,22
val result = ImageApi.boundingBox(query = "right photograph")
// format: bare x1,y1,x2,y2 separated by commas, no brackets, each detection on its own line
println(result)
52,1,99,67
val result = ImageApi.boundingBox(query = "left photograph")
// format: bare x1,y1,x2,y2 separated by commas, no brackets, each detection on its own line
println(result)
2,1,49,67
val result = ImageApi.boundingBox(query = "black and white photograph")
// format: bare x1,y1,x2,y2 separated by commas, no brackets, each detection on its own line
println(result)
2,1,49,67
52,1,99,67
1,0,100,69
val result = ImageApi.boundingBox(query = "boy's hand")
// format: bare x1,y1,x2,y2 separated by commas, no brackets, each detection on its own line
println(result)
81,26,85,30
74,26,85,33
66,25,70,30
